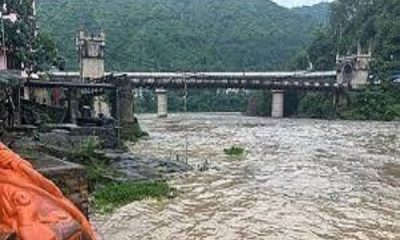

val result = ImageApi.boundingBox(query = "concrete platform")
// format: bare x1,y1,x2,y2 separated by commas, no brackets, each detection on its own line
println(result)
21,152,90,217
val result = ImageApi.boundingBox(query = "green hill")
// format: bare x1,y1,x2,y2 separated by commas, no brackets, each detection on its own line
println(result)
36,0,329,71
293,2,330,25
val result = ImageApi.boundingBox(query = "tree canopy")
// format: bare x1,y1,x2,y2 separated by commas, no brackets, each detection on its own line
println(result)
0,0,63,71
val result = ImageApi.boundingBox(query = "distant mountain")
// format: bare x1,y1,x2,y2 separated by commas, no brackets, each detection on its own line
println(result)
36,0,330,71
293,2,331,25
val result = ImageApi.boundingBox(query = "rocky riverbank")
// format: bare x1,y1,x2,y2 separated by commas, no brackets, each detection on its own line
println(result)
4,124,193,217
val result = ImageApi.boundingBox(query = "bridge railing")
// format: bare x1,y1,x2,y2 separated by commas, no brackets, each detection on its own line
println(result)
126,77,342,90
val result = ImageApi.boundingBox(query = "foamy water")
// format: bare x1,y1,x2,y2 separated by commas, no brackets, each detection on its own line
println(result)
93,113,400,240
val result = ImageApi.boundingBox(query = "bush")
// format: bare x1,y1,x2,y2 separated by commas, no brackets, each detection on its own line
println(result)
297,92,336,119
93,181,175,212
341,87,400,121
66,138,118,189
223,146,245,156
67,139,175,213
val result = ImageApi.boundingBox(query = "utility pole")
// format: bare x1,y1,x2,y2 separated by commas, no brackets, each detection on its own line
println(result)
0,11,6,69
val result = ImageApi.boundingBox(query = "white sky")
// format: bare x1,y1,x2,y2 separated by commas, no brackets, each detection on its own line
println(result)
272,0,333,8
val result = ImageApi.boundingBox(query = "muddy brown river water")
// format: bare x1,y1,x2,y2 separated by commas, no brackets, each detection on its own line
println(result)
93,113,400,240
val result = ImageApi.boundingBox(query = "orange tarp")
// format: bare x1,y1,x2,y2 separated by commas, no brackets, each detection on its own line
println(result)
0,143,96,240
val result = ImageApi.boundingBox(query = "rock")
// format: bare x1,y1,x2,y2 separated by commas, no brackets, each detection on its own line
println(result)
104,151,193,181
198,160,210,172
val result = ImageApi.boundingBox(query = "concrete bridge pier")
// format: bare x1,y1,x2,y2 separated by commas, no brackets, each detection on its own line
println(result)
156,88,168,118
114,77,137,141
271,90,284,118
118,86,134,123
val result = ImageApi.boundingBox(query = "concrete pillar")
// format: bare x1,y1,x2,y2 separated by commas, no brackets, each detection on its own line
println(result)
118,85,134,123
94,96,111,117
67,89,80,124
114,77,139,142
156,88,168,118
271,90,284,118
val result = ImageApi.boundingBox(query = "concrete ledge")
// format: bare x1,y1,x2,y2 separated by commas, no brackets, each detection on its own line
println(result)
26,154,90,217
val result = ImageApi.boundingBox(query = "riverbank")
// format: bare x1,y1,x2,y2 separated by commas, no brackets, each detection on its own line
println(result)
93,113,400,239
3,123,193,216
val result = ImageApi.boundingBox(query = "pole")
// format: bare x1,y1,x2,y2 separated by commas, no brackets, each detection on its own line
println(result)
1,11,6,69
79,33,84,83
115,86,121,143
184,77,188,164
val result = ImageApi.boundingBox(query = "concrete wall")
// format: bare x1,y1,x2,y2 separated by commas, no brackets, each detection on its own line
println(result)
39,164,89,217
82,58,105,80
336,53,371,89
20,99,66,124
68,126,120,149
352,56,371,89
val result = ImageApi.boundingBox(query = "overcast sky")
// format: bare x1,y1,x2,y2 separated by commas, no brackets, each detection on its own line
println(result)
272,0,333,8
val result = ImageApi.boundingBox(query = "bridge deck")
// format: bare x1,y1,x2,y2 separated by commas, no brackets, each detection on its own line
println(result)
34,71,342,90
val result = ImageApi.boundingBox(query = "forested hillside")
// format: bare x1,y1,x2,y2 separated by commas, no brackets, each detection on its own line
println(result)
292,2,330,25
36,0,329,71
293,0,400,73
292,0,400,120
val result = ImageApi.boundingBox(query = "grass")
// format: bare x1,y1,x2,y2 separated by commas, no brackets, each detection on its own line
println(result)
66,139,175,213
66,138,120,189
93,181,175,212
223,146,245,156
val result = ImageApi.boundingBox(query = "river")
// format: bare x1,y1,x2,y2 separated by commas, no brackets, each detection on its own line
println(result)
93,113,400,240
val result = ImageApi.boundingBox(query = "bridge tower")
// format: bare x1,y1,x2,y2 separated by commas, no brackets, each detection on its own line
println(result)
336,45,372,89
77,30,105,81
76,30,110,118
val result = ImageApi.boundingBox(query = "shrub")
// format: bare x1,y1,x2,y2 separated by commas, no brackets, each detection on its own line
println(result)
223,146,245,156
93,181,175,212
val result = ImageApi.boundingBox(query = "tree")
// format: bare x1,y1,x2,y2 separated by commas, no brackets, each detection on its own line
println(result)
0,0,62,71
